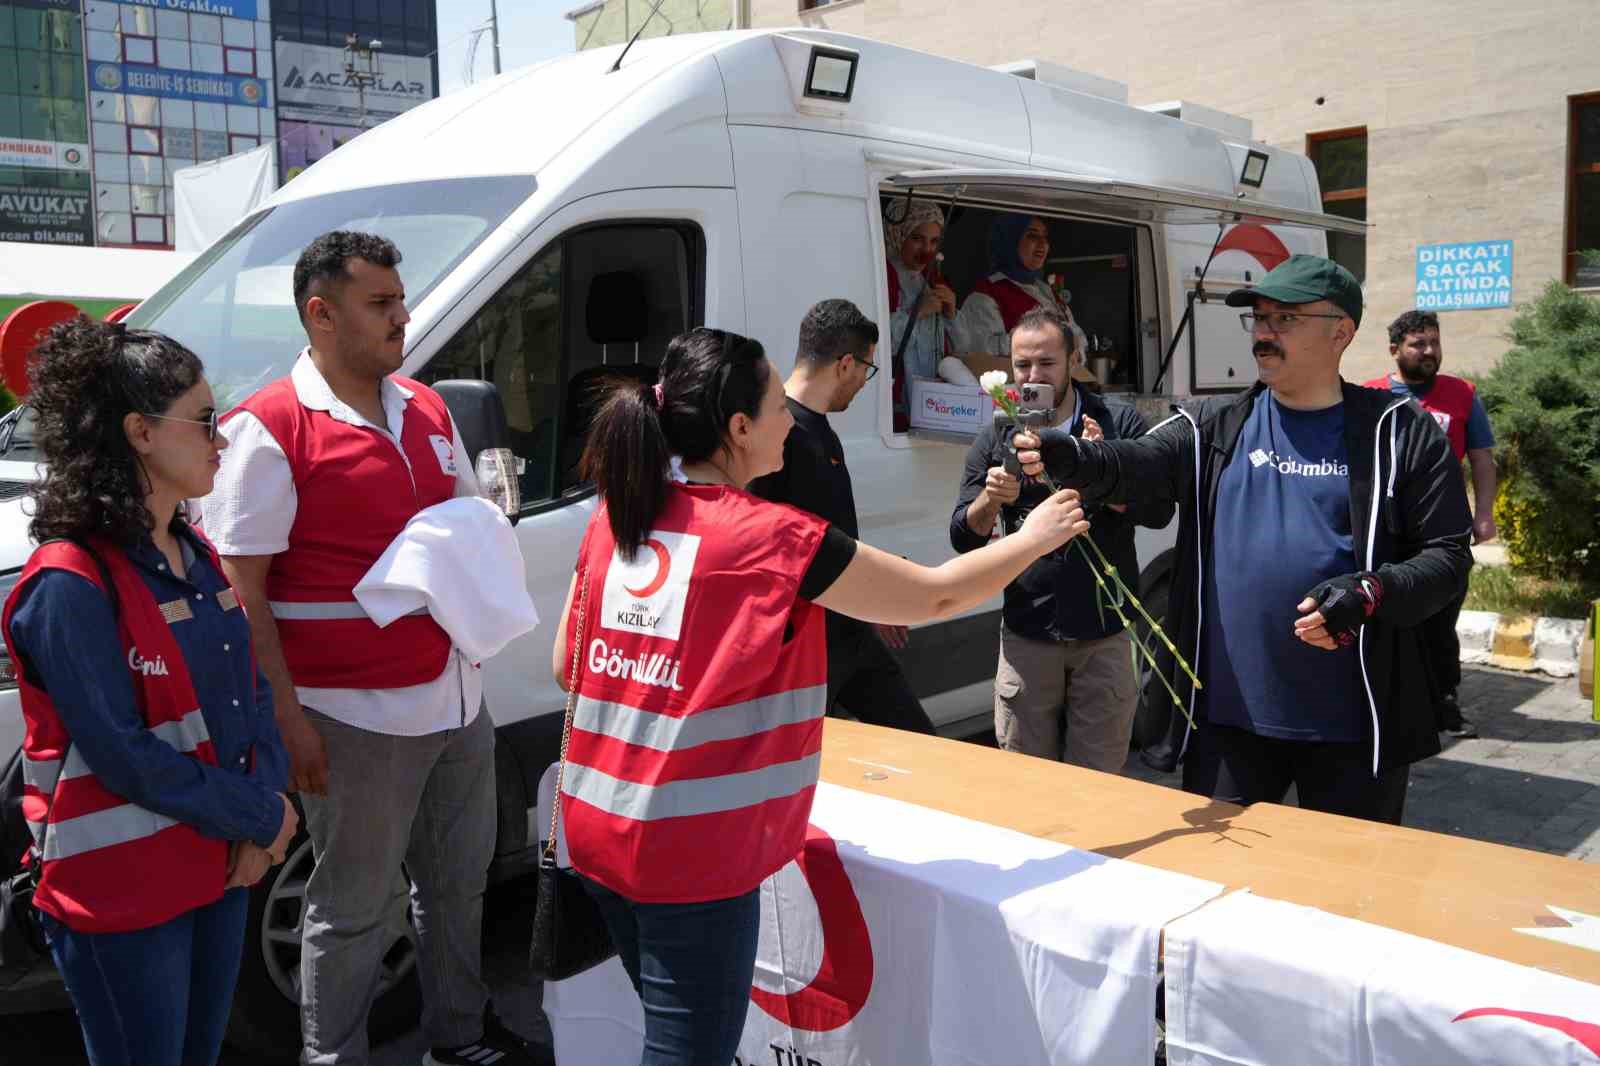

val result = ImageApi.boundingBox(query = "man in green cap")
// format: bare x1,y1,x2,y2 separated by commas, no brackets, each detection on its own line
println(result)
1010,254,1473,824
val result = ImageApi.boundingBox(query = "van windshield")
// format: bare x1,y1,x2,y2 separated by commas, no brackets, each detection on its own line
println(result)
125,176,532,409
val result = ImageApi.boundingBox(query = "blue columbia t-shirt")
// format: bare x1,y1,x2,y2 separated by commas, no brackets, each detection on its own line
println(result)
1202,391,1364,741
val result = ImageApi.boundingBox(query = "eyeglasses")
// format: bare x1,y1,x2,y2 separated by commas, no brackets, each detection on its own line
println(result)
144,410,219,441
859,359,879,382
1239,311,1346,334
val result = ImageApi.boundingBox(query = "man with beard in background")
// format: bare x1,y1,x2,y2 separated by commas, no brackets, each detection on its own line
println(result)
1364,310,1497,739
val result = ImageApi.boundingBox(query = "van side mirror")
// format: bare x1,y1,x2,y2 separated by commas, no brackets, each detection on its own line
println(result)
432,379,520,519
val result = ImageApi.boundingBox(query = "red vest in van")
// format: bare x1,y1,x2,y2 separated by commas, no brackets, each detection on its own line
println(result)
1362,372,1475,461
562,484,829,903
231,375,457,688
3,538,228,934
973,273,1056,333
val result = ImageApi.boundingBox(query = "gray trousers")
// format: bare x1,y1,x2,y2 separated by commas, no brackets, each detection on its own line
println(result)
299,707,496,1064
994,626,1139,772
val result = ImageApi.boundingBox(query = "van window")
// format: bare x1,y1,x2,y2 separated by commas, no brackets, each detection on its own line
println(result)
882,192,1147,435
418,222,701,508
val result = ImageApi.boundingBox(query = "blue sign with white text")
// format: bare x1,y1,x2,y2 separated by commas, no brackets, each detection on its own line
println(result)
1415,240,1513,312
121,0,259,19
91,62,269,109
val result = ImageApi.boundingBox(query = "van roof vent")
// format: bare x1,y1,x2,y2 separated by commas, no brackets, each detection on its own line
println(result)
990,59,1128,104
1141,100,1254,141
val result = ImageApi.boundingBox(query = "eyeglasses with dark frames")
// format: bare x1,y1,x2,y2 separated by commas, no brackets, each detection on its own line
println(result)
1239,311,1346,334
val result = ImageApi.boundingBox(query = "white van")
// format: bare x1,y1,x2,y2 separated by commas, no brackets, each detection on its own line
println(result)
0,29,1360,1046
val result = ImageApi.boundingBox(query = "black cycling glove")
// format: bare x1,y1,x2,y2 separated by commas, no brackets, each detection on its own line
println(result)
1303,572,1384,646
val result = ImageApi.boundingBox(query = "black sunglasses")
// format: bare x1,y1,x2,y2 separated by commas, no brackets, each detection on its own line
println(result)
144,409,220,441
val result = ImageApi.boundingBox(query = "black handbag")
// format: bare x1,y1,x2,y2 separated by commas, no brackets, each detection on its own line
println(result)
528,571,617,981
0,757,55,988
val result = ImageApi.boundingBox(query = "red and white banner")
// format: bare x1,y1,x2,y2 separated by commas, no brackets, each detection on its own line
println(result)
0,138,89,171
1164,890,1600,1065
545,782,1224,1066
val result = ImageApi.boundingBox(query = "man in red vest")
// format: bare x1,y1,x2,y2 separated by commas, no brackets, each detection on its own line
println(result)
202,232,547,1066
1364,309,1497,739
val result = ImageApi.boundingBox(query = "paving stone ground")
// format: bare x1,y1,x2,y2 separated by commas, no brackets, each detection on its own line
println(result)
1118,664,1600,861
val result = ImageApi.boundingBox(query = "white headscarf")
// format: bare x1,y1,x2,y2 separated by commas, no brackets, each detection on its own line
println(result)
884,199,946,266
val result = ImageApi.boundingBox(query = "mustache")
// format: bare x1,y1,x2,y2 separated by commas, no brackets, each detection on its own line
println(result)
1253,341,1285,359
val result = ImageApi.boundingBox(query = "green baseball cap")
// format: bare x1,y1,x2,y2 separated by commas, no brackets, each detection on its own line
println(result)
1224,254,1364,327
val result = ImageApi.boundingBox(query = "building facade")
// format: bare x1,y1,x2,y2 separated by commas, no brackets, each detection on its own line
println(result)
747,0,1599,379
271,0,438,185
566,0,738,51
3,0,436,251
2,1,93,245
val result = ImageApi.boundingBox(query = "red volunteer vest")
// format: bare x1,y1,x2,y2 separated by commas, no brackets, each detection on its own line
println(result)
2,538,228,934
973,274,1056,333
230,375,457,688
1362,373,1475,461
561,485,829,903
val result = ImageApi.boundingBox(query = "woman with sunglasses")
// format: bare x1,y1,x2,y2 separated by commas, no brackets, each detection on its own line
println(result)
2,317,298,1066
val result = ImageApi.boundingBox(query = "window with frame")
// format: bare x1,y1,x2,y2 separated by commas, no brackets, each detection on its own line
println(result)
123,34,157,65
1308,127,1367,283
418,222,701,508
224,46,255,75
1568,94,1600,288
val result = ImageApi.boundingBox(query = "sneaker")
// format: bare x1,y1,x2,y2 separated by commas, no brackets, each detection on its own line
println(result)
1442,716,1479,739
424,1006,555,1066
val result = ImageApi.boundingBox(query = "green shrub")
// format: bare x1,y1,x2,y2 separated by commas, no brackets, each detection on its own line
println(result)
1478,282,1600,583
0,382,15,418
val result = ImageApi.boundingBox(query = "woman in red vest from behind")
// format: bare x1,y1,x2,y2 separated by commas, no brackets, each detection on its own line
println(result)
3,319,299,1066
550,327,1090,1066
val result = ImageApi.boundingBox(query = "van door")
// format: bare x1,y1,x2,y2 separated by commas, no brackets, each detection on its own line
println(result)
410,188,741,734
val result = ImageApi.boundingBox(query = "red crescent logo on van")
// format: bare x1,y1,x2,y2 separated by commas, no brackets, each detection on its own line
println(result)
1454,1008,1600,1055
623,539,671,598
749,825,873,1032
1215,224,1291,271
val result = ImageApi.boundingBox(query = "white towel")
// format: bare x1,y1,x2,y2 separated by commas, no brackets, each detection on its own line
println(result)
354,496,539,660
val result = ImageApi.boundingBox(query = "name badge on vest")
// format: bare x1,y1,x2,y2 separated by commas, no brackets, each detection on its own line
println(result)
429,434,458,477
217,588,240,612
158,598,194,624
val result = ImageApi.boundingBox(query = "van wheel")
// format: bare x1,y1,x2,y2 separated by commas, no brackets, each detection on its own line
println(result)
1131,575,1175,752
226,829,422,1057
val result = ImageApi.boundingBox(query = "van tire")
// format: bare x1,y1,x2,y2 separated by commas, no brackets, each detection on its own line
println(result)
1131,575,1175,752
226,824,422,1057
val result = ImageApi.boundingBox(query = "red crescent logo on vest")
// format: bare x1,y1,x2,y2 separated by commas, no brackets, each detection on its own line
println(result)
1454,1008,1600,1056
622,539,671,598
1215,224,1291,271
749,825,873,1032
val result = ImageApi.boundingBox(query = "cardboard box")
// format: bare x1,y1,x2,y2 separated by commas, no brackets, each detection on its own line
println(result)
909,378,990,435
957,351,1012,382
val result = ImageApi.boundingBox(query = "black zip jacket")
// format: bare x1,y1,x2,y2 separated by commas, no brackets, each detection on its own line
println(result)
950,386,1175,642
1039,381,1472,774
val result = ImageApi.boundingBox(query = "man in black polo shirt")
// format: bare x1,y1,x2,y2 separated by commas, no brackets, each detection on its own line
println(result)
750,299,936,735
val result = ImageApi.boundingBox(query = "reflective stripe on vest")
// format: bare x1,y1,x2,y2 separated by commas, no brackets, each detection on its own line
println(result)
564,750,823,822
573,684,826,752
30,707,211,858
269,600,428,620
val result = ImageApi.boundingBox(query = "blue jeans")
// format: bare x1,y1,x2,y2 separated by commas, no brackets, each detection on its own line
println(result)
581,876,761,1066
40,887,250,1066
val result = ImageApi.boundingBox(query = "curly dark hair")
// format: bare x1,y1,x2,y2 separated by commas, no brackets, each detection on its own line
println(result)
27,316,205,546
293,230,402,323
1387,309,1440,347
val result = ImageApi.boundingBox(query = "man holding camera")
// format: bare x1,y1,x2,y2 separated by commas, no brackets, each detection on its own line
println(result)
950,306,1173,770
1010,256,1473,824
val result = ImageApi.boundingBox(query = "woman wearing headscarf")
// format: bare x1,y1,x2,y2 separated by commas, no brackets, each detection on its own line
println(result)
884,199,955,430
954,214,1089,357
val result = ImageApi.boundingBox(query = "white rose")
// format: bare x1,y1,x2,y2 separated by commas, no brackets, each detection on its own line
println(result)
978,370,1010,393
